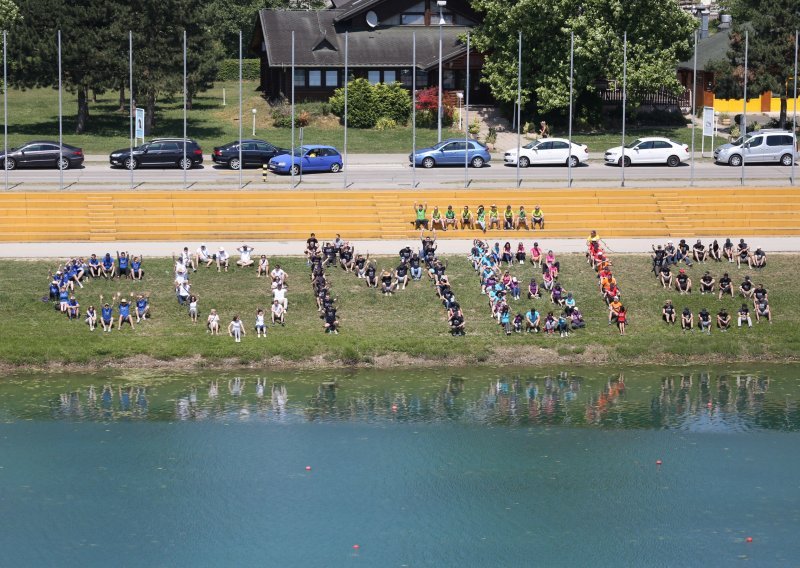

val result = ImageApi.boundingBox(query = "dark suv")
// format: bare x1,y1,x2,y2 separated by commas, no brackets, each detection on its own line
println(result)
109,138,203,170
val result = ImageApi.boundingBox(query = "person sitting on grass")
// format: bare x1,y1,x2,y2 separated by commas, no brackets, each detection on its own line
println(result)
488,204,501,230
130,255,144,280
753,283,768,303
509,277,521,301
413,202,429,230
255,309,267,338
722,238,735,263
365,263,378,288
272,283,288,313
101,252,116,279
87,254,101,278
676,240,693,267
512,312,523,333
608,296,622,326
305,233,319,259
542,267,555,292
354,252,369,279
557,312,570,337
324,306,339,334
663,241,678,266
449,310,466,336
217,247,229,272
530,242,543,268
718,272,733,299
271,299,285,326
739,275,754,299
444,205,457,231
135,293,150,322
755,298,772,324
188,294,199,323
196,244,215,269
117,251,130,279
503,205,515,230
117,295,134,331
692,239,708,263
516,206,529,230
737,303,752,328
394,262,409,290
616,306,627,336
532,205,545,230
48,276,60,304
681,307,693,332
256,254,270,278
550,282,565,307
569,307,586,329
514,242,526,265
58,286,70,314
709,239,722,262
501,242,513,266
717,308,731,331
751,247,767,269
85,304,97,331
207,309,220,335
652,244,667,274
699,271,715,295
544,312,557,335
339,244,355,272
100,295,115,332
658,264,673,289
675,269,692,295
662,300,676,324
461,205,475,230
380,269,395,295
500,305,512,335
698,308,712,334
228,314,245,342
67,295,80,321
603,281,621,306
736,239,751,269
525,307,540,333
527,278,540,300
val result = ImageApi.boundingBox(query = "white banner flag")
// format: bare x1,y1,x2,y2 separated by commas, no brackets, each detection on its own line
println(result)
702,107,714,137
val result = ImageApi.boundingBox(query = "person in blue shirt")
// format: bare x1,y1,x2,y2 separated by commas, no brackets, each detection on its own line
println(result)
116,251,130,280
49,279,60,302
117,295,134,330
88,254,101,278
67,295,80,320
130,255,144,280
135,294,150,322
58,286,70,314
101,253,115,279
99,295,115,332
85,304,97,331
500,305,511,335
525,308,540,333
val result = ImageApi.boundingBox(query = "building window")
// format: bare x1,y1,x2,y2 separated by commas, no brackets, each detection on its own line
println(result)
401,13,425,25
400,68,413,87
368,70,381,85
384,70,397,84
308,70,322,87
416,69,428,88
326,70,338,87
443,70,455,89
294,69,305,87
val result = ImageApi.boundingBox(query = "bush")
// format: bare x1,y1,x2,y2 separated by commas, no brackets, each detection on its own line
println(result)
415,86,455,127
374,82,411,125
329,78,378,128
297,110,310,127
631,108,687,126
468,118,481,135
271,105,308,128
375,117,397,130
216,59,260,82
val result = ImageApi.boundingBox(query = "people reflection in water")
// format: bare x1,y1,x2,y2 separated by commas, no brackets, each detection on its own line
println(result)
229,378,244,397
208,380,219,398
119,386,132,412
272,384,288,413
256,378,265,398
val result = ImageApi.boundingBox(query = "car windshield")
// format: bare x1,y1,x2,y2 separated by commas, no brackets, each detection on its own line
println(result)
523,142,538,150
625,139,643,149
730,134,755,147
431,141,450,150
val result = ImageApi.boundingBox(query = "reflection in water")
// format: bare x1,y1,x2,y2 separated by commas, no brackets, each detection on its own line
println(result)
18,369,800,431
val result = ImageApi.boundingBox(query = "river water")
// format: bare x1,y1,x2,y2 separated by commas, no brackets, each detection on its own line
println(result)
1,366,799,567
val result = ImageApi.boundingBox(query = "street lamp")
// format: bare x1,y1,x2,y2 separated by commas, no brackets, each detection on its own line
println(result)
437,0,446,143
456,91,463,130
252,108,257,136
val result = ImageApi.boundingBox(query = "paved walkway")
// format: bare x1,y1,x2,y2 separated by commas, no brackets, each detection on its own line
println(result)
2,237,800,258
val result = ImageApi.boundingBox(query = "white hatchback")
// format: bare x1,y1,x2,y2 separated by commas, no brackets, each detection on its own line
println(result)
504,138,589,167
604,137,689,167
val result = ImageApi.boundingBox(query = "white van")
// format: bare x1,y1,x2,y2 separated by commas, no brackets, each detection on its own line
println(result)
714,129,798,166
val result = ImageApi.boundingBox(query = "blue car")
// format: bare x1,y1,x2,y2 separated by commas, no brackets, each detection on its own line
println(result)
267,145,343,175
409,138,491,169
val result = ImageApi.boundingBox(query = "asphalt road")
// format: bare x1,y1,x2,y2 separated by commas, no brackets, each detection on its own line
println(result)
1,153,798,190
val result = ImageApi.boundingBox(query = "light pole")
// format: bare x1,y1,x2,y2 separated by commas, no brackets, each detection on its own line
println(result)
456,91,463,130
252,108,257,136
436,0,446,143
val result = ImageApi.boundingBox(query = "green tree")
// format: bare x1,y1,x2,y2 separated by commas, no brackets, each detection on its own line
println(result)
374,82,411,125
471,0,696,120
329,78,378,128
0,0,21,32
724,0,800,128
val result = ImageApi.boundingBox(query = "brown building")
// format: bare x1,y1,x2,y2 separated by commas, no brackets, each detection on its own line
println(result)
251,0,491,104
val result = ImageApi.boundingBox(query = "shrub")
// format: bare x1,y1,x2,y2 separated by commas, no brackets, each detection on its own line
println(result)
374,82,411,125
271,105,309,128
329,78,378,128
216,59,260,82
375,117,397,130
468,118,481,135
415,86,455,127
297,110,310,127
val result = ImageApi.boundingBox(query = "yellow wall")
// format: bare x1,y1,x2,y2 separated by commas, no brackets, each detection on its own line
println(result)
714,95,800,114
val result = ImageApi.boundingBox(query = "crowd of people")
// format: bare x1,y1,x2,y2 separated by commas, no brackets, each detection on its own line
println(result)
469,239,584,337
305,233,340,333
652,237,773,334
586,231,627,335
413,202,545,233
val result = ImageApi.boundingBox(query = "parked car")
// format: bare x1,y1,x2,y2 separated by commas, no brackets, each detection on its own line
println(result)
267,145,343,175
503,138,588,167
604,137,689,167
109,138,203,170
409,138,491,168
211,139,289,170
0,141,84,170
714,129,798,166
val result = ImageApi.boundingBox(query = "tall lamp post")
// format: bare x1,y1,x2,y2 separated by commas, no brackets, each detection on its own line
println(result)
456,91,463,130
251,108,257,136
436,0,446,143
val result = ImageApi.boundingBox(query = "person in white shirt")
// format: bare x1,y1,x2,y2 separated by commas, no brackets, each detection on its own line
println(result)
272,283,288,311
196,244,214,269
176,280,191,306
270,264,287,287
255,308,266,337
217,247,229,272
228,315,245,342
237,244,255,268
207,308,220,335
271,299,285,325
257,254,270,278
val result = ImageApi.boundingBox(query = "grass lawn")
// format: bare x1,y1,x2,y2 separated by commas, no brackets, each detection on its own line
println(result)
0,251,797,368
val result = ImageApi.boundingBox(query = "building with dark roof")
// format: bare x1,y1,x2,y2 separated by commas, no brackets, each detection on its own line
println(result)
251,0,491,103
676,29,731,109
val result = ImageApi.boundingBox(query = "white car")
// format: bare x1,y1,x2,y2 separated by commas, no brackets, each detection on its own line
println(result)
504,138,588,167
604,137,689,167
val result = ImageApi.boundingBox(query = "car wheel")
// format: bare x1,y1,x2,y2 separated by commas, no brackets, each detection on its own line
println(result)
470,156,485,168
229,158,241,170
330,162,341,173
518,156,530,168
290,164,300,175
666,155,680,167
124,157,138,170
422,157,436,169
566,155,579,168
57,157,70,170
179,157,193,170
619,156,632,167
780,153,794,166
4,157,16,171
728,154,742,167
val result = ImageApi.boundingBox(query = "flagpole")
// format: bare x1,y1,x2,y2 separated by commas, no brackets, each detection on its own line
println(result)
791,29,798,186
412,31,416,189
343,31,348,189
567,31,574,188
515,31,521,188
740,30,748,186
129,30,134,189
620,31,627,188
464,32,469,188
690,31,697,186
183,29,187,189
58,30,63,191
238,30,243,189
291,31,295,188
3,30,7,192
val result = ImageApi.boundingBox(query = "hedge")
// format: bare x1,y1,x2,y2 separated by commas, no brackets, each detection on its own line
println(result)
217,59,260,82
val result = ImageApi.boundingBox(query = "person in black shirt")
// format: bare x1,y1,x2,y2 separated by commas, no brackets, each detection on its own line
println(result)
658,265,673,289
717,308,731,331
753,283,768,303
399,246,412,263
305,233,319,259
718,272,733,299
339,244,354,272
739,275,754,299
662,300,676,324
754,298,772,323
365,264,378,288
676,239,693,267
652,244,667,274
323,307,339,334
737,304,752,328
709,239,722,262
751,248,767,269
675,269,692,294
681,307,694,331
698,308,712,334
409,254,423,281
692,240,708,263
355,253,369,278
449,311,465,336
394,263,409,290
380,269,394,295
699,271,715,294
736,239,751,269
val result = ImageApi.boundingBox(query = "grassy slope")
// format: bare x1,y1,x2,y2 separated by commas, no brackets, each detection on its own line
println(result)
0,251,797,367
3,82,694,154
